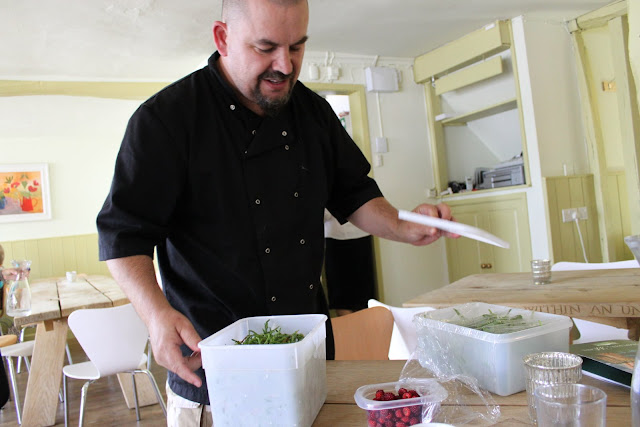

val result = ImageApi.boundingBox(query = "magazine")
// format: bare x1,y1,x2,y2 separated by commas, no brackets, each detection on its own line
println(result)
570,339,637,387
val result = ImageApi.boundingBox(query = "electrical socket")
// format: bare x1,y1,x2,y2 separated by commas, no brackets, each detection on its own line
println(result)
577,206,588,220
562,208,577,223
562,207,588,222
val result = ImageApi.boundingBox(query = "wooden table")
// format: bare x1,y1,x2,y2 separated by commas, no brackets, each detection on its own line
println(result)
315,360,631,425
403,269,640,340
14,274,129,426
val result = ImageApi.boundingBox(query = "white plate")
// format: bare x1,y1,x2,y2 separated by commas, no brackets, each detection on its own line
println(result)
398,210,510,249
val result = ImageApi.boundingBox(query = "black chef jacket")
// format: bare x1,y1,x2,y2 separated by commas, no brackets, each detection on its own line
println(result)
96,52,383,404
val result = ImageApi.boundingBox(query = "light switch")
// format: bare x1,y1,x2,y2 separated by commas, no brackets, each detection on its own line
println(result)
375,136,388,153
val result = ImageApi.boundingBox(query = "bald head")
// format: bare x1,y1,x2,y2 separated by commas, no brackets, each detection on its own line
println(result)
222,0,307,23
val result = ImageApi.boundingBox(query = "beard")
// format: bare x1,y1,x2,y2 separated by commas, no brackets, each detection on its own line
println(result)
252,70,295,117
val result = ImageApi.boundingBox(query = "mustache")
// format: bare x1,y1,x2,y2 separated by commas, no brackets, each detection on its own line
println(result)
260,70,292,81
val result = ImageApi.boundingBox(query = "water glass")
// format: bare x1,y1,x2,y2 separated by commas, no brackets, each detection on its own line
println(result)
523,352,583,424
534,384,606,427
531,259,552,285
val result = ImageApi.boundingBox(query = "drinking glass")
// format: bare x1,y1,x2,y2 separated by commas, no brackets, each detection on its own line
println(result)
534,384,606,427
531,259,552,285
523,352,583,424
6,260,32,317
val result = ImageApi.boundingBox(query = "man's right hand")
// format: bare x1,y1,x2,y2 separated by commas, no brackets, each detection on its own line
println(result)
106,255,204,387
147,305,203,387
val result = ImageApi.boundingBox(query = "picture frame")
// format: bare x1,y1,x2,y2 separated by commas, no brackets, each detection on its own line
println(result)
0,163,52,223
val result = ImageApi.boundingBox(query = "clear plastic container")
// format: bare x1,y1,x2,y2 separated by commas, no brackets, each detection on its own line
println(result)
354,379,448,426
198,314,327,427
415,302,573,396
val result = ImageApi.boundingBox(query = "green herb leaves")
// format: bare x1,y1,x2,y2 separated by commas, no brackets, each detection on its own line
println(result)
233,320,305,345
451,309,543,334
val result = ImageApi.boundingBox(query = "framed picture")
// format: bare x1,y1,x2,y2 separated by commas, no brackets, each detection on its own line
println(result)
0,163,52,223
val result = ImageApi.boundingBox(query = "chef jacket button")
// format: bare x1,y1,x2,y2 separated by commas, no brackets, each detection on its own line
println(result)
293,192,299,198
271,296,276,302
252,129,256,135
309,284,314,290
255,199,261,205
230,104,236,110
284,144,290,150
265,247,271,254
300,239,305,245
282,131,288,137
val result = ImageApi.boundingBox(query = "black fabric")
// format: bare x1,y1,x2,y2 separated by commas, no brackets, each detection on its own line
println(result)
0,351,9,409
324,236,376,311
97,52,379,404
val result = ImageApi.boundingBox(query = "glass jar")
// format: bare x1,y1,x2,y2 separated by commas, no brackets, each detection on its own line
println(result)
6,260,32,317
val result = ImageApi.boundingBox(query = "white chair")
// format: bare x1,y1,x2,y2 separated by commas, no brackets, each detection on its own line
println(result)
551,260,638,343
367,299,435,360
0,335,35,425
63,303,166,426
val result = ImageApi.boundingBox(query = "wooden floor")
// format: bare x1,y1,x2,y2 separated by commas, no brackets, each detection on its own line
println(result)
0,337,168,426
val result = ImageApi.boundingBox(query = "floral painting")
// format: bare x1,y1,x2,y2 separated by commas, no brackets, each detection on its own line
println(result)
0,163,51,223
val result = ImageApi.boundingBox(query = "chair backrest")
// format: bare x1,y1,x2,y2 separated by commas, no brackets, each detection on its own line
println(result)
331,306,394,360
551,260,639,271
68,303,149,377
368,299,435,360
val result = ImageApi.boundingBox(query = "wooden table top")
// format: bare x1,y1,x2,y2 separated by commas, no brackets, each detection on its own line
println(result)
14,274,127,327
403,269,640,319
315,360,631,426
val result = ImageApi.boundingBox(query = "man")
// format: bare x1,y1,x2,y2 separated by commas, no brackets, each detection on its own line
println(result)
97,0,456,424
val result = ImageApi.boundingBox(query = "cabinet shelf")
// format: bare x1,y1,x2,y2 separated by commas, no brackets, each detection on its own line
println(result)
440,98,517,126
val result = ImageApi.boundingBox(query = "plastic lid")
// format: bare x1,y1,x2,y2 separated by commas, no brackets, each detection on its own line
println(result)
354,379,448,411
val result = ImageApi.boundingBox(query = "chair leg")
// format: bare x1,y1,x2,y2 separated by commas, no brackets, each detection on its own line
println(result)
16,329,26,374
131,372,141,421
78,380,93,427
137,369,167,417
63,375,69,427
5,357,22,425
65,343,73,365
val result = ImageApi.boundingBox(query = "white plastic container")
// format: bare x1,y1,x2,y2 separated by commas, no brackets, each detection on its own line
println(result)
354,379,448,425
415,302,573,396
198,314,327,426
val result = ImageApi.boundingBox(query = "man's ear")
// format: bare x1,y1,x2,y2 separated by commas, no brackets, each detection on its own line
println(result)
213,21,229,56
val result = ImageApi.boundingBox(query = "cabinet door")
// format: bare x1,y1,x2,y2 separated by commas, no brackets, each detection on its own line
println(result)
445,210,494,281
445,193,532,282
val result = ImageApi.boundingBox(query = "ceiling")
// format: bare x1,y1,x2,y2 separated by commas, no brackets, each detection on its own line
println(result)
2,0,612,81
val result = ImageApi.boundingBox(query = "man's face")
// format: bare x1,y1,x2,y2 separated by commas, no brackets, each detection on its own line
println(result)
215,0,309,116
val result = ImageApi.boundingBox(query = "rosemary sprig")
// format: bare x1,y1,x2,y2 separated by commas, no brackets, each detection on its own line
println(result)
451,308,542,334
233,320,305,345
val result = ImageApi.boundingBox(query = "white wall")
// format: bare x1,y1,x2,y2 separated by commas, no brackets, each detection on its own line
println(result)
512,16,587,260
303,53,451,306
0,95,139,240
